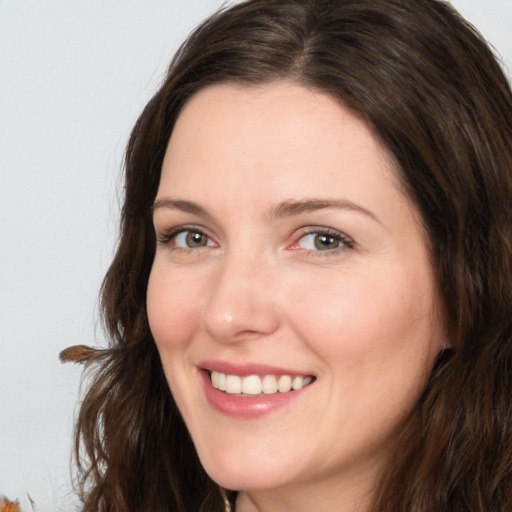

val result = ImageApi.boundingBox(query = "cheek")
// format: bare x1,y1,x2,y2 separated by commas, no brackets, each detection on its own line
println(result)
285,266,440,372
289,268,441,443
146,266,204,351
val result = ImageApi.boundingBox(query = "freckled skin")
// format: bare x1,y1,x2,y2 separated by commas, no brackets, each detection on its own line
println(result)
147,82,446,512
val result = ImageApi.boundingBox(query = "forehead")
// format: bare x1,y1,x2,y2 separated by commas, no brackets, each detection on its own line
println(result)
161,82,400,200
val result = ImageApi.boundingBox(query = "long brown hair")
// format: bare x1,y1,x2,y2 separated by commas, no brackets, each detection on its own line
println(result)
62,0,512,510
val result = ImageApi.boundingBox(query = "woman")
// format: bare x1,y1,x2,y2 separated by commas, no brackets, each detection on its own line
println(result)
62,0,512,510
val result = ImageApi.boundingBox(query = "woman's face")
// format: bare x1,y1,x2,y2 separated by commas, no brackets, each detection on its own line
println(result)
147,82,446,507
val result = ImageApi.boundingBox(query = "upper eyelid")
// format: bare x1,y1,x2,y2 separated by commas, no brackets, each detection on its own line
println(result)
291,226,354,242
153,213,222,238
157,224,214,244
156,223,209,235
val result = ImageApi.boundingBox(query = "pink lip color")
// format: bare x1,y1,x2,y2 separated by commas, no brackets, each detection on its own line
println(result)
200,359,309,377
199,361,314,419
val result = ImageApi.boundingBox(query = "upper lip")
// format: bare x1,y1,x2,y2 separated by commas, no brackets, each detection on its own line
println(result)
200,359,314,377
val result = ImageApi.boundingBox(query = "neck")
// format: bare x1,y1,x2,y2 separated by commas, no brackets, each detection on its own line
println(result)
233,470,375,512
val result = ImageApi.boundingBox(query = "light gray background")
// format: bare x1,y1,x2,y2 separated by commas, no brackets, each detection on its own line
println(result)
1,1,511,510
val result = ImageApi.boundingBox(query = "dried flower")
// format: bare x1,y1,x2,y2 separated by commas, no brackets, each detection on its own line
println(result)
0,496,21,512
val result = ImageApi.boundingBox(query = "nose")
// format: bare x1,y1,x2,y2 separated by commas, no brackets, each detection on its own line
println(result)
200,253,280,344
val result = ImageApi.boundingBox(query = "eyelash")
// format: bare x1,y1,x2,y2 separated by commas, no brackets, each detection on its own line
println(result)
156,225,354,255
290,227,354,256
157,225,212,249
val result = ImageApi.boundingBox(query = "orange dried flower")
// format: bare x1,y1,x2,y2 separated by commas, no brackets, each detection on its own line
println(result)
0,496,21,512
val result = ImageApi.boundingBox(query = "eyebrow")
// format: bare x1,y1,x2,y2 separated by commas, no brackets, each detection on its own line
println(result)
152,198,211,218
152,197,380,224
271,198,381,224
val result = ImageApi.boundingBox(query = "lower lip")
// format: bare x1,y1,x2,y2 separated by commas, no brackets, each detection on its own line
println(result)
200,371,312,419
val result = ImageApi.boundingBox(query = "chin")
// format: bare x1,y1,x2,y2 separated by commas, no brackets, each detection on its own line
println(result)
198,447,296,492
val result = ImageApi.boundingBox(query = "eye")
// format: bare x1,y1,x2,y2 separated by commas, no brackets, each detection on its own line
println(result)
158,227,215,249
291,228,353,253
175,230,212,248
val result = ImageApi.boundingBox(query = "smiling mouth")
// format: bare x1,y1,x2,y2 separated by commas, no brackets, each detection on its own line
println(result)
209,371,315,396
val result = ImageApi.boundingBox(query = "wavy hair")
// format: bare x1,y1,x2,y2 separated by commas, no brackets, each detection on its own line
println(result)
62,0,512,510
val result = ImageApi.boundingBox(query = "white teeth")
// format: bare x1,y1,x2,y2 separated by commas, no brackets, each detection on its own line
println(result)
262,375,278,394
292,376,304,390
278,375,292,393
210,371,314,395
226,374,242,394
242,375,262,395
218,372,226,390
